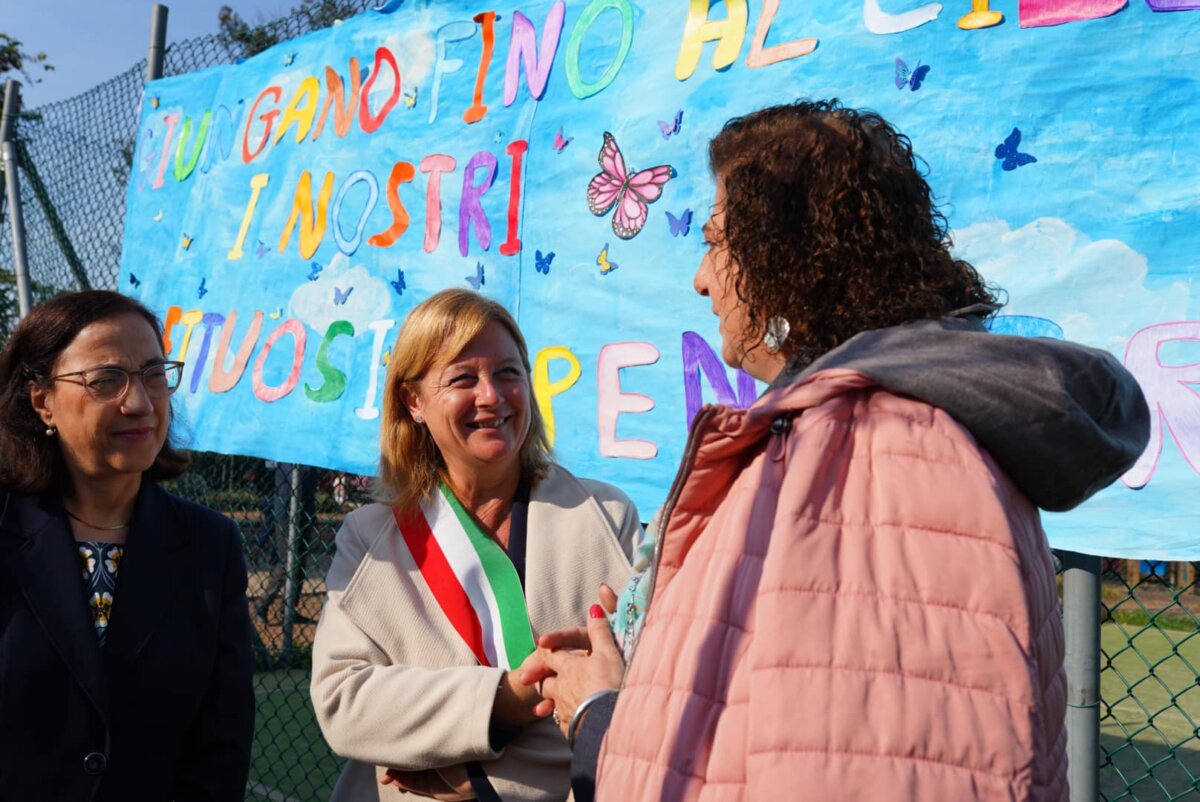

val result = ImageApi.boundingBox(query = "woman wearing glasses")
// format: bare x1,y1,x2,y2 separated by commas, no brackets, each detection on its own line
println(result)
0,290,255,802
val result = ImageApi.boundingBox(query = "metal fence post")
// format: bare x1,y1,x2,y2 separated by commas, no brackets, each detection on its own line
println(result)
147,4,169,81
1062,550,1101,802
281,463,302,667
1,80,33,318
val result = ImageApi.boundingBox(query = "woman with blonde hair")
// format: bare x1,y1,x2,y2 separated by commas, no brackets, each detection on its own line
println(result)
311,289,639,801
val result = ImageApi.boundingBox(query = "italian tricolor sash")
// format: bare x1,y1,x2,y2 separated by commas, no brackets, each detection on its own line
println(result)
393,483,535,670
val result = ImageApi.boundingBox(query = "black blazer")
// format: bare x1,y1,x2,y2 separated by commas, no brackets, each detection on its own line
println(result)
0,483,255,802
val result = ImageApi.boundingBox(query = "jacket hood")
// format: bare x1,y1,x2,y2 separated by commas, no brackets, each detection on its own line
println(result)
768,310,1151,512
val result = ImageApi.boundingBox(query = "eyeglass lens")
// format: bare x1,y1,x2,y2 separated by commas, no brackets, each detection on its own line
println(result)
83,364,182,399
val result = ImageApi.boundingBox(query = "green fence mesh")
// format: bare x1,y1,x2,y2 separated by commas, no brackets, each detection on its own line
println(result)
3,4,1199,800
1098,559,1200,801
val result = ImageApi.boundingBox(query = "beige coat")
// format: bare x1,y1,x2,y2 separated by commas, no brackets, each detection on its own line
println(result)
311,465,639,801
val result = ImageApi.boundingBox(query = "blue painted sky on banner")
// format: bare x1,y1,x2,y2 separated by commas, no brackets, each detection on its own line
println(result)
119,0,1200,559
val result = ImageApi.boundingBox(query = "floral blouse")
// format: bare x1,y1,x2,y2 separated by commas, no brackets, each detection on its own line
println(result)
78,542,123,647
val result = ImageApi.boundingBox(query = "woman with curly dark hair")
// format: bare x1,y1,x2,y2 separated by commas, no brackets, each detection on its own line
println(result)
521,100,1149,801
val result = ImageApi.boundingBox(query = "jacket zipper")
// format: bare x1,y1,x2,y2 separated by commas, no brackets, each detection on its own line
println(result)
628,405,717,661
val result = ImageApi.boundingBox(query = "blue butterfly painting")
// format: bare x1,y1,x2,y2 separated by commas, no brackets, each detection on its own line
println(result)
658,110,683,140
389,268,406,296
333,286,354,305
895,58,930,92
197,278,209,300
466,262,485,290
307,262,323,281
535,250,555,275
128,273,141,289
995,127,1037,171
666,209,693,237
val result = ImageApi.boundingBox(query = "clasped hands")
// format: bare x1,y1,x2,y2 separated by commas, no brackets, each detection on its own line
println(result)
517,583,625,738
380,585,624,797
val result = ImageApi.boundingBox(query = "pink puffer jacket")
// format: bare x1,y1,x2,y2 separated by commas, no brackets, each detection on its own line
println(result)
597,369,1067,801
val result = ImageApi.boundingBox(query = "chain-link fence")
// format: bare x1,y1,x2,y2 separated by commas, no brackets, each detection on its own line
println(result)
164,455,364,800
1098,559,1200,800
3,3,1200,800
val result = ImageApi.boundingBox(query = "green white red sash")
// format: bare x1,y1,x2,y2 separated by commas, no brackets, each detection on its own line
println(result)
393,483,535,670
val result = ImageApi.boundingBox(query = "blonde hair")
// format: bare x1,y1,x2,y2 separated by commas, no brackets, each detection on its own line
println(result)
377,289,551,511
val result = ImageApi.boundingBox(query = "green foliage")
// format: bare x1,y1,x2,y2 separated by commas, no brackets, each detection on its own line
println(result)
218,0,361,59
0,33,53,83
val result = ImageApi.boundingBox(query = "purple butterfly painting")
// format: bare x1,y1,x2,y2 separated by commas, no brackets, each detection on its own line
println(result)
587,132,674,240
895,58,930,91
658,110,683,140
666,209,692,237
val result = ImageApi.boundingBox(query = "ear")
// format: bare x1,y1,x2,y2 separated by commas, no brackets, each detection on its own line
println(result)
29,382,54,428
397,382,423,423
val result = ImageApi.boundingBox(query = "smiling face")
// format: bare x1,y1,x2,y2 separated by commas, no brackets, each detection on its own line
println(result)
30,313,171,488
401,320,532,485
693,176,787,383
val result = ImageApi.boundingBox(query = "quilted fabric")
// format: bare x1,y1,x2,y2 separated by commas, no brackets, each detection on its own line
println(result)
598,370,1067,802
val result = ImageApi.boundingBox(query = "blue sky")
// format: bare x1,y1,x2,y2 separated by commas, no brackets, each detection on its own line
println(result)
5,0,295,108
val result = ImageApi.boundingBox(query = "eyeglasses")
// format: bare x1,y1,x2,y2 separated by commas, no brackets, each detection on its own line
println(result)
48,362,185,401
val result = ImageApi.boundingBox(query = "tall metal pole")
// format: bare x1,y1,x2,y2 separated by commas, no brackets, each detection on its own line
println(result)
1,79,33,318
281,463,302,667
1062,550,1101,802
147,5,169,82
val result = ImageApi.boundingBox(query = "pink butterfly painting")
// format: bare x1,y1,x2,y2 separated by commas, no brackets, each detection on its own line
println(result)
586,132,674,240
553,127,573,153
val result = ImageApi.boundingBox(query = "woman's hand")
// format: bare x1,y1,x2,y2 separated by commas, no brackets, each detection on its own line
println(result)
519,603,624,737
380,764,473,800
492,668,544,726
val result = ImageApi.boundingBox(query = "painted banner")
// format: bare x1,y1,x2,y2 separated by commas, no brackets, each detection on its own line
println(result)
120,0,1200,560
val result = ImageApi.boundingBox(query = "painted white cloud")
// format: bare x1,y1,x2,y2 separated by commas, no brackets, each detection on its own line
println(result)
950,217,1189,355
382,29,436,87
288,253,393,334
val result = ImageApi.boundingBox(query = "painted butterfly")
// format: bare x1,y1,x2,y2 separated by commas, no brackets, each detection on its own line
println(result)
466,262,485,290
535,250,555,275
666,209,693,237
180,233,193,250
658,110,683,140
553,127,573,153
255,239,269,259
587,133,674,240
333,286,354,305
128,273,141,289
403,87,418,108
197,278,209,300
895,58,930,91
597,243,619,275
307,262,323,281
995,127,1037,171
389,269,406,296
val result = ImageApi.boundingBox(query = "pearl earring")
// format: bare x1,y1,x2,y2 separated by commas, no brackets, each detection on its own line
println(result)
413,414,424,424
763,316,790,354
45,426,57,436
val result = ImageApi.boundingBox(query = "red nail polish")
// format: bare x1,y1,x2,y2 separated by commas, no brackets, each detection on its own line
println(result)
589,604,605,619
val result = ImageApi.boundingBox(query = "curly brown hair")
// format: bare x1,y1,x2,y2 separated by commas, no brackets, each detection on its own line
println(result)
708,99,999,367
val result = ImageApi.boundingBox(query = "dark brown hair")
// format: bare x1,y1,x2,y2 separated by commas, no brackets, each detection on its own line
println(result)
0,290,189,494
708,98,999,367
